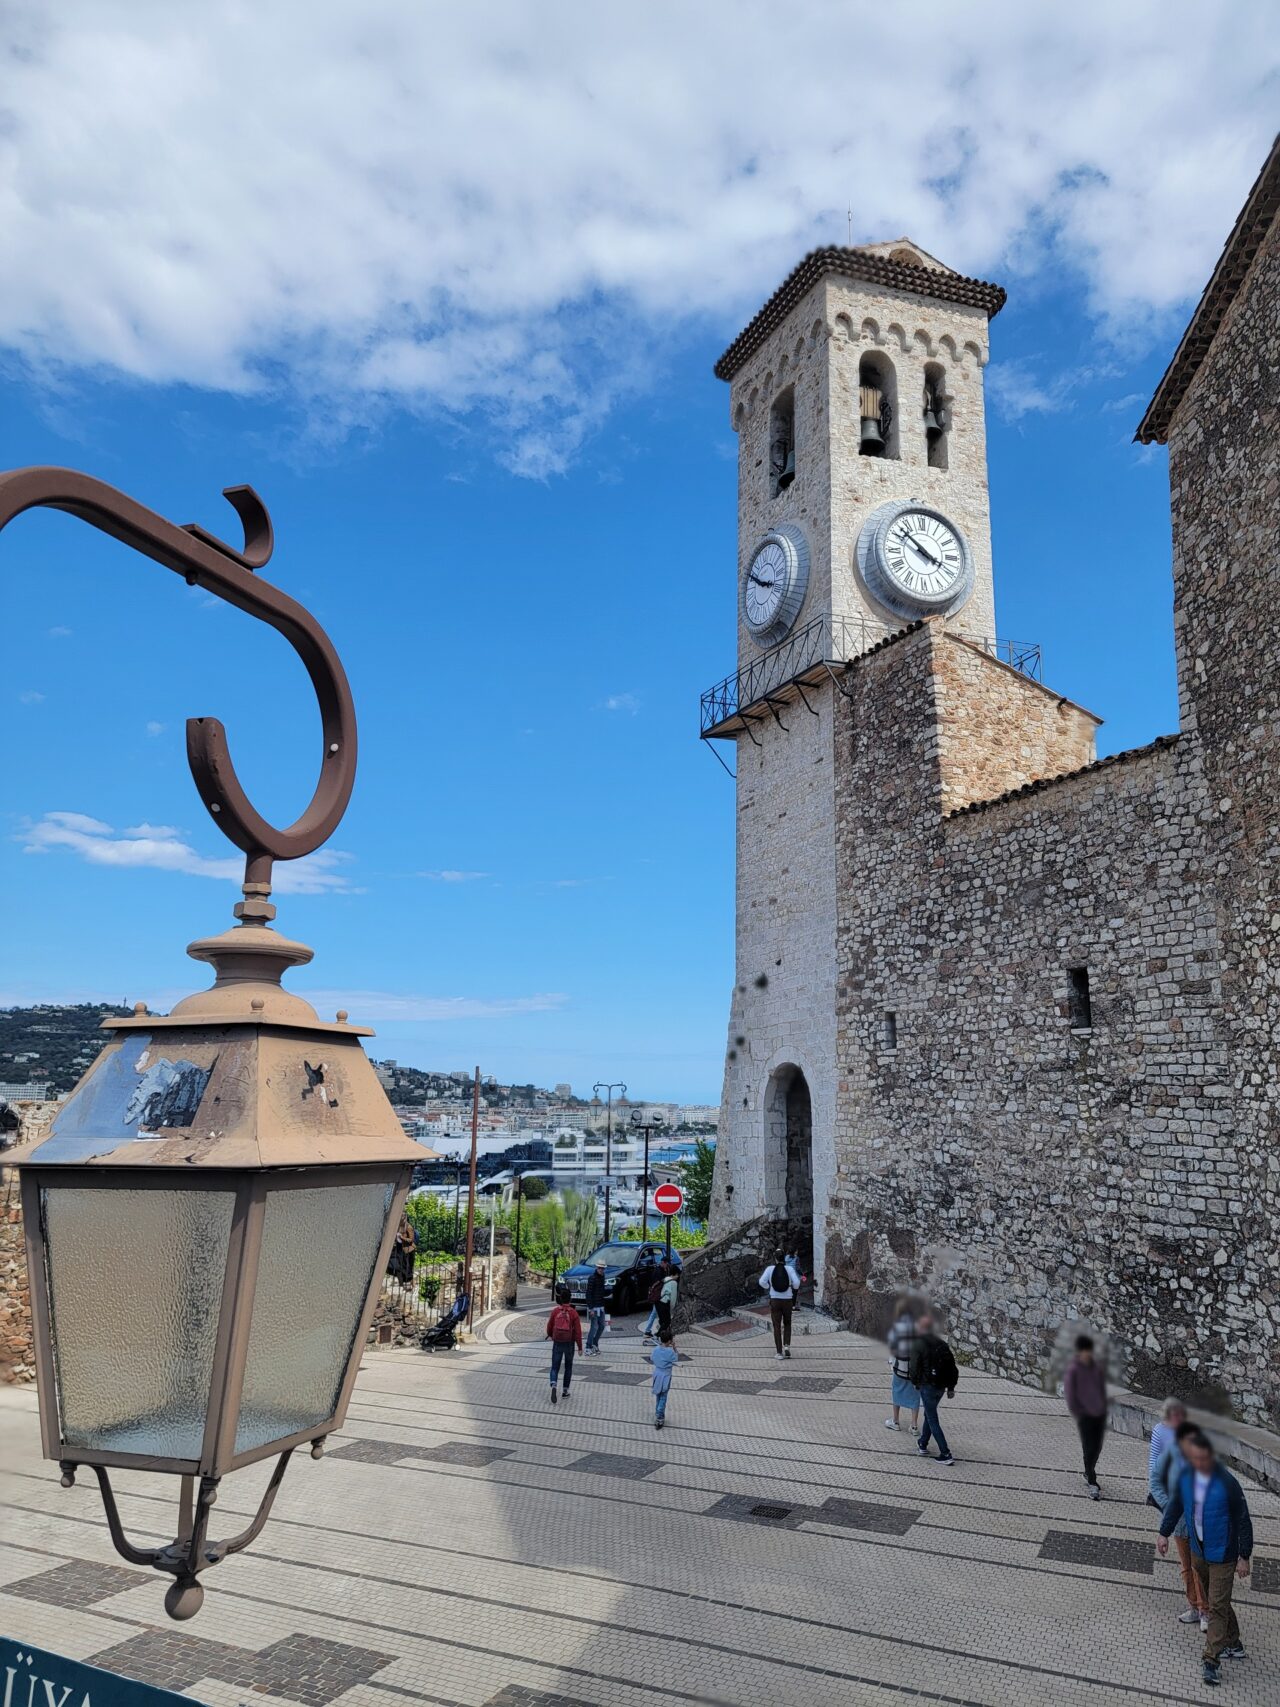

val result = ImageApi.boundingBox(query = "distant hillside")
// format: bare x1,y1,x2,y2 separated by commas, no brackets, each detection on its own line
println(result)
0,1004,138,1094
0,1003,587,1109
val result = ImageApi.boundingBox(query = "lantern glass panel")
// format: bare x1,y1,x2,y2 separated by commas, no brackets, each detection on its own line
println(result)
42,1185,236,1459
234,1179,395,1455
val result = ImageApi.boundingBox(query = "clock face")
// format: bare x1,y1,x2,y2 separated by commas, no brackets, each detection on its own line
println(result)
882,512,964,603
855,501,974,620
743,526,810,644
745,539,788,630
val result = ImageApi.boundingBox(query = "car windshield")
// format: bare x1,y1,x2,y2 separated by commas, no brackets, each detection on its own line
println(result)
583,1244,640,1266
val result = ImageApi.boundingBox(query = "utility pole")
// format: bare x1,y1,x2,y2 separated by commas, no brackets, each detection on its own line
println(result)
593,1079,625,1242
462,1065,480,1324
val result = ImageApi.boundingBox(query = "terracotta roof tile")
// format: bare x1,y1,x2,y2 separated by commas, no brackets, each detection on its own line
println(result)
946,734,1180,820
1137,135,1280,444
714,248,1006,382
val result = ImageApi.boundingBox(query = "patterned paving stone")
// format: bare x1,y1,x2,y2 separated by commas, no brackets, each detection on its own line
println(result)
1252,1555,1279,1594
6,1559,150,1608
701,1378,767,1395
772,1376,842,1394
420,1441,514,1467
572,1368,647,1386
90,1631,394,1706
330,1437,512,1469
484,1690,599,1707
567,1451,663,1481
706,1492,810,1531
1038,1529,1155,1574
329,1438,428,1465
699,1318,755,1336
815,1496,921,1536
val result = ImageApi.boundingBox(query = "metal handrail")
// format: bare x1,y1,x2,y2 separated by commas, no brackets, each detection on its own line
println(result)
700,615,1042,733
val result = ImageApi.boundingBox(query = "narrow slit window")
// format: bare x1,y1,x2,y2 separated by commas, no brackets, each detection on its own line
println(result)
1068,967,1092,1031
883,1010,898,1051
769,386,795,496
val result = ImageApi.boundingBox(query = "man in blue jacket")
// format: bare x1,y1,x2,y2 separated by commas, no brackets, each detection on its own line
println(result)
1157,1428,1253,1686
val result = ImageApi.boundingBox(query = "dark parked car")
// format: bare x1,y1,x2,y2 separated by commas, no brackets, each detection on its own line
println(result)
561,1241,683,1315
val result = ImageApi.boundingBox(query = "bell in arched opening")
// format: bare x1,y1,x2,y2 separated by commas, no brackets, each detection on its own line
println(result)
859,383,885,455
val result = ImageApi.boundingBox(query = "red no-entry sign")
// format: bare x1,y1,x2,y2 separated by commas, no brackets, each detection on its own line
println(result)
653,1182,684,1217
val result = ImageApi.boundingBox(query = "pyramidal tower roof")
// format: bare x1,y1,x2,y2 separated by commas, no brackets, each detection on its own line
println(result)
714,237,1005,381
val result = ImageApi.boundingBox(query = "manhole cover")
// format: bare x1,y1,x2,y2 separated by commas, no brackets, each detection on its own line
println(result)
750,1503,792,1521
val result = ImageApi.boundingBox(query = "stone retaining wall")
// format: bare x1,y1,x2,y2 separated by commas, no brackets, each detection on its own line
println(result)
1,1167,34,1384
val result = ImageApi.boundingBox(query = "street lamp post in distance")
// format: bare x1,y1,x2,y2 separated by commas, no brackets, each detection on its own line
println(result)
631,1107,657,1241
592,1079,626,1243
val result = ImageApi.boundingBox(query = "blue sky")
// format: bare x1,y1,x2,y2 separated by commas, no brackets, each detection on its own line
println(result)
2,5,1277,1100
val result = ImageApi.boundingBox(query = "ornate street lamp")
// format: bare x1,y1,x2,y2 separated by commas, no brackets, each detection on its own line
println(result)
2,467,422,1621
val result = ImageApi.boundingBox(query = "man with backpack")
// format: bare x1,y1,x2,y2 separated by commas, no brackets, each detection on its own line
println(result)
758,1249,801,1360
1157,1426,1253,1687
545,1284,582,1404
907,1310,959,1464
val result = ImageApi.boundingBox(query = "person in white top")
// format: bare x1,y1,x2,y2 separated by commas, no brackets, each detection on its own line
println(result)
758,1249,802,1359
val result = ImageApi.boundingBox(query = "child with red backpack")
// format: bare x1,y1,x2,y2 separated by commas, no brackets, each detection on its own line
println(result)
546,1285,582,1404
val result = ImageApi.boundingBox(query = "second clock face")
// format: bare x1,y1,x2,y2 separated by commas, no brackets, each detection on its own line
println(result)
882,511,964,603
856,501,975,620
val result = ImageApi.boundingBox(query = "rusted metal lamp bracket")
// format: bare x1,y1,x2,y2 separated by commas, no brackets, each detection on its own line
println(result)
0,466,356,898
66,1450,295,1619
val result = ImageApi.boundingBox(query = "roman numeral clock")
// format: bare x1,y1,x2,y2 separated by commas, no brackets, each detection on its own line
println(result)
855,499,975,621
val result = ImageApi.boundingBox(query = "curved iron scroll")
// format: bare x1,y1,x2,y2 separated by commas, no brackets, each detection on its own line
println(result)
0,466,356,892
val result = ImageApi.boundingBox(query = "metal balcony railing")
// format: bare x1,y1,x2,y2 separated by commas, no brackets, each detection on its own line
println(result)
699,615,1042,735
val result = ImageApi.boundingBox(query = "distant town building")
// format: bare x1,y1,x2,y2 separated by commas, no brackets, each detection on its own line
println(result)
554,1082,572,1101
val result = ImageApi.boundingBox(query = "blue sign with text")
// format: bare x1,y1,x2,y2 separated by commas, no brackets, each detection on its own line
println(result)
1,1641,203,1707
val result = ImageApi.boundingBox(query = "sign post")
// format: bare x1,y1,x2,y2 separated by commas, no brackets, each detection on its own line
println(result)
652,1181,684,1263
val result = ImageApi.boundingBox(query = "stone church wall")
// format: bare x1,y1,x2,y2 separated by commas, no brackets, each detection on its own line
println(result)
828,616,1276,1428
1164,212,1280,1418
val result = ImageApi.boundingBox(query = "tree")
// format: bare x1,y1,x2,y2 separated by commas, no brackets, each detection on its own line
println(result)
519,1175,549,1201
678,1137,715,1224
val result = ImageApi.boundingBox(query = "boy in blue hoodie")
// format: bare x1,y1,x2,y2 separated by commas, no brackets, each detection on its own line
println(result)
1157,1428,1253,1687
649,1328,678,1429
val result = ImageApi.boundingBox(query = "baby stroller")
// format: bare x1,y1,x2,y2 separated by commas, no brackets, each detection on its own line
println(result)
420,1293,469,1352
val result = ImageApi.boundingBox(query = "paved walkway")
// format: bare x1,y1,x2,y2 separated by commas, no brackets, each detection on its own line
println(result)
2,1308,1278,1707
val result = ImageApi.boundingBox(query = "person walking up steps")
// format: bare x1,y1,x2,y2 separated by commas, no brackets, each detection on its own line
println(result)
1158,1427,1254,1687
584,1259,607,1355
907,1311,959,1465
657,1263,679,1338
885,1295,920,1432
546,1285,581,1405
649,1328,678,1429
1064,1334,1108,1499
641,1264,665,1344
1152,1416,1210,1633
759,1248,801,1359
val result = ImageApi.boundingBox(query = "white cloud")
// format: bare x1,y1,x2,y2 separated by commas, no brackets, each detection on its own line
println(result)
986,358,1121,423
20,811,356,894
145,720,166,736
418,869,490,883
47,625,72,638
1,4,1275,473
299,989,567,1022
19,690,45,705
603,693,641,715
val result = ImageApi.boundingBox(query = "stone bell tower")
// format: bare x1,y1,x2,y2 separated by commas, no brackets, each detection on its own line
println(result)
703,239,1007,1291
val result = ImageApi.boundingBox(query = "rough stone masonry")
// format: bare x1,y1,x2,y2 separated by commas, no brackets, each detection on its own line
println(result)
824,144,1280,1429
709,141,1279,1433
